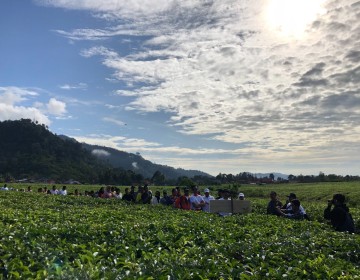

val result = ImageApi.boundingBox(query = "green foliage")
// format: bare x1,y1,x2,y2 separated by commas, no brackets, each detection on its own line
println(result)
0,119,145,184
0,182,359,279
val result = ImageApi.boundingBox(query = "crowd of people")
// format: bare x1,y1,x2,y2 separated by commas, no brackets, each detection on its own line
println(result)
1,183,356,233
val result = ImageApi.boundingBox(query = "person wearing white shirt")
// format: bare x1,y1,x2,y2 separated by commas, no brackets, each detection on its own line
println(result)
151,191,161,205
283,193,306,215
59,186,67,195
50,185,59,195
202,188,214,212
189,187,205,210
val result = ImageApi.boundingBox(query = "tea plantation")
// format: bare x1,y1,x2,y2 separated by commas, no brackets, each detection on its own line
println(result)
0,182,359,279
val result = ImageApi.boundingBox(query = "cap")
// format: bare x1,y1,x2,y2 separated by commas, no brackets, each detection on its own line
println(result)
287,193,296,198
239,193,245,197
204,188,210,193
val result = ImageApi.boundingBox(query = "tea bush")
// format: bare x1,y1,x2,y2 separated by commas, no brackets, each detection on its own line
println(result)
0,182,359,279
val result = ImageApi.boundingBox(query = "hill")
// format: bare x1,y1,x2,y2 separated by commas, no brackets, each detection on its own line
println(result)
0,119,211,183
79,143,211,181
0,119,110,182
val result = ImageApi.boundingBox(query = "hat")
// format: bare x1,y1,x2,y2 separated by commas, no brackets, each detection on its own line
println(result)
204,188,210,193
287,193,296,199
239,193,245,198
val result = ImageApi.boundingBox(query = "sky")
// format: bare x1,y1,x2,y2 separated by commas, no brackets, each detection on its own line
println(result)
1,0,360,177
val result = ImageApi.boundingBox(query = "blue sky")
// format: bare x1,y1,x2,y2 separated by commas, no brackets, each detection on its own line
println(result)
1,0,360,176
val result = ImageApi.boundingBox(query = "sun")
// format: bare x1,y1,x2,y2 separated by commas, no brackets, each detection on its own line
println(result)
265,0,326,38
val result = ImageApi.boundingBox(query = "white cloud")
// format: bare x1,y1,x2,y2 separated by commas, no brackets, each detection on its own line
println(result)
73,134,161,149
0,87,69,124
91,149,111,157
59,83,87,90
102,117,126,126
37,0,179,18
0,104,51,125
36,0,360,175
71,132,360,175
47,98,67,116
0,87,50,125
0,87,38,105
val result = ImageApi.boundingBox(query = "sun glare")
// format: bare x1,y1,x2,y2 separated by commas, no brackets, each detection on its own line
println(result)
265,0,326,38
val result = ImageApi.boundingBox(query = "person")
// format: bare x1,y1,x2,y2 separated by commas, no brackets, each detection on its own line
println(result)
175,188,191,210
103,186,113,198
122,188,134,202
141,185,152,204
216,189,223,199
151,191,161,205
169,188,178,206
189,186,205,210
267,191,283,216
324,194,355,233
27,186,32,192
50,185,58,195
129,185,136,201
160,190,172,206
218,189,232,217
238,193,245,200
1,184,9,191
280,199,305,220
176,187,181,197
59,185,67,195
114,187,122,199
281,193,308,219
202,188,214,212
134,186,144,203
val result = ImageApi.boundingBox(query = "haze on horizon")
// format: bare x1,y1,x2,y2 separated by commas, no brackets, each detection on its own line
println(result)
1,0,359,176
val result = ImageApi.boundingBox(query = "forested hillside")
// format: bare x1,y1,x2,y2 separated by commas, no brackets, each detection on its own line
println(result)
0,119,140,183
80,143,211,181
0,119,211,184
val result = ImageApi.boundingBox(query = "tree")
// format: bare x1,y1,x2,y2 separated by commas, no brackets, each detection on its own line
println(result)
288,174,296,181
177,176,195,187
269,173,275,181
151,170,165,185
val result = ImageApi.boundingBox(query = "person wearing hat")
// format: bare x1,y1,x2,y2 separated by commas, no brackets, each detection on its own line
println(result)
267,191,283,216
202,188,214,212
238,193,245,200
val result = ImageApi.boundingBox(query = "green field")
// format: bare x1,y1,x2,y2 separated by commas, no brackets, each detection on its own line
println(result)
0,182,359,279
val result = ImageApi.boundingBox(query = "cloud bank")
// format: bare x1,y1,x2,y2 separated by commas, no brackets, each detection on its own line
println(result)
33,0,360,175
